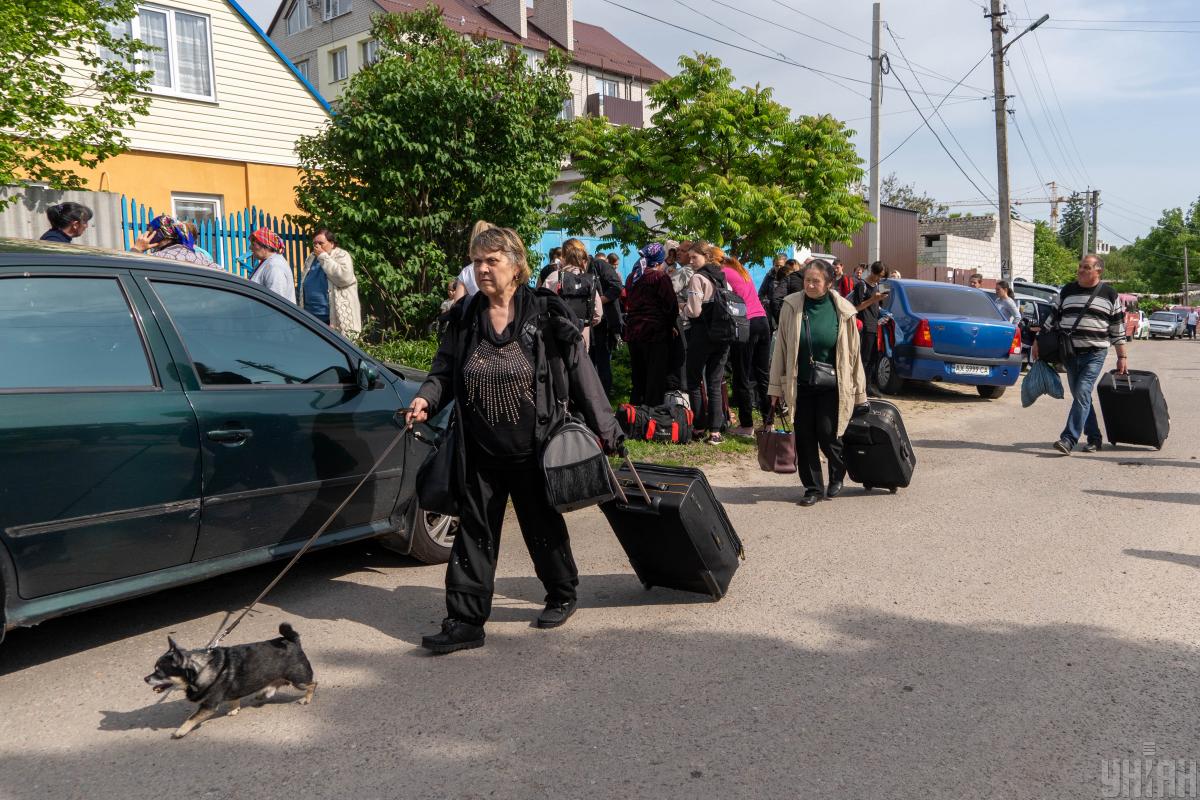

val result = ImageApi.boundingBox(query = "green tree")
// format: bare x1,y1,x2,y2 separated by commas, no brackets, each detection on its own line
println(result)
554,54,871,262
0,0,151,205
873,172,947,217
1057,193,1089,254
1126,206,1195,294
1099,247,1148,293
1033,220,1077,285
293,5,571,331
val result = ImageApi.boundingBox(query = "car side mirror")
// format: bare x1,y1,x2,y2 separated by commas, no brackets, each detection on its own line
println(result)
356,359,379,391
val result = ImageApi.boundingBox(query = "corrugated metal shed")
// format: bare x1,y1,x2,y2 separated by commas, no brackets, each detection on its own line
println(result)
827,203,919,276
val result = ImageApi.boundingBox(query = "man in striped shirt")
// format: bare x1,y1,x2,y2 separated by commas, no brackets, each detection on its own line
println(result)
1032,254,1130,454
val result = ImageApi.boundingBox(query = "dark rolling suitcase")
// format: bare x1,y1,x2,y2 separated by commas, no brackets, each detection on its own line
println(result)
601,460,743,600
1097,369,1169,449
842,399,915,492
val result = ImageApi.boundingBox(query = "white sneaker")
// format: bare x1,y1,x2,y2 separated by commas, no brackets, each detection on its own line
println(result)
707,433,724,445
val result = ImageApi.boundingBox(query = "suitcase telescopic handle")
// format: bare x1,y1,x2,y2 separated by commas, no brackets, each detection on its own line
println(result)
623,455,653,504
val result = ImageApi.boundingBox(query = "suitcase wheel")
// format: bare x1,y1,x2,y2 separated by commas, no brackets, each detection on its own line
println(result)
863,484,873,491
641,581,653,591
889,487,898,494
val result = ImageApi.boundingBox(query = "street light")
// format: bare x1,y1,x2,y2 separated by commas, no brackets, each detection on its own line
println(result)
1002,14,1050,53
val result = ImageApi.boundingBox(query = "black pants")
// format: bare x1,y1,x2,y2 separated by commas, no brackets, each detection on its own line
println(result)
666,321,687,392
793,384,845,495
686,326,730,431
446,461,578,626
729,316,771,427
860,328,880,390
590,320,614,396
629,339,670,407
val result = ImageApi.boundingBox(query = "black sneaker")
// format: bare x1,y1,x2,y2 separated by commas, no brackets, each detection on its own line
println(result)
1053,439,1071,456
536,599,577,629
421,619,485,654
1082,441,1102,453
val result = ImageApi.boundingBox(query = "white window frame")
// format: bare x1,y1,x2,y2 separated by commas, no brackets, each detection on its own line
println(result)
101,4,217,102
171,193,224,225
330,47,348,82
286,0,310,35
323,0,351,21
598,78,622,99
295,59,310,81
360,38,378,66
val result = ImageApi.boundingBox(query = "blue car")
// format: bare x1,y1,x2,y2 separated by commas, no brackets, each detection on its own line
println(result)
875,279,1023,399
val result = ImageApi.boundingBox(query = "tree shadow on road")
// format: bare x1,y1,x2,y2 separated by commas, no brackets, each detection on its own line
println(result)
1083,489,1200,506
3,607,1197,800
1122,549,1200,570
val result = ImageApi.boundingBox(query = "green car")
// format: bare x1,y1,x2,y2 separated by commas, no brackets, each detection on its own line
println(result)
0,239,454,643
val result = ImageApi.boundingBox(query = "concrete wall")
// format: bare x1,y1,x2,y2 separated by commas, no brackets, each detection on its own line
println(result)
0,187,125,249
918,215,1034,284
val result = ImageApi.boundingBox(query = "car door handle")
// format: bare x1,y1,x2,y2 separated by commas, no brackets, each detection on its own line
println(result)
206,428,253,444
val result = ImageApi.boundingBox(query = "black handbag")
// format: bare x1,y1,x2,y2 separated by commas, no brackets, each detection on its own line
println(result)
804,311,838,389
415,407,460,516
1037,282,1102,364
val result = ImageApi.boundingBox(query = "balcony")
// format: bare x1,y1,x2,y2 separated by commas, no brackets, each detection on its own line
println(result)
584,93,644,128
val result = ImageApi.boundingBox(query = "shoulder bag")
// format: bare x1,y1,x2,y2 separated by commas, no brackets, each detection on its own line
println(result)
415,405,460,516
804,310,838,389
755,407,797,474
1036,282,1103,364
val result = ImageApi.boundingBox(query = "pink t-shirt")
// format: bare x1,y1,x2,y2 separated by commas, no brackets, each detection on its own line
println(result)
723,267,767,320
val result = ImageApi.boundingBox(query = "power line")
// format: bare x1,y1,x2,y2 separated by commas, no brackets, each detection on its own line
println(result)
1040,26,1200,33
840,96,985,122
1008,41,1090,190
1009,111,1047,192
885,23,996,195
597,0,982,100
889,68,999,209
767,0,872,46
1098,221,1184,262
1013,17,1200,24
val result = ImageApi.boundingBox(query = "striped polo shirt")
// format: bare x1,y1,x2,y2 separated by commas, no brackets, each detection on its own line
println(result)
1052,281,1126,351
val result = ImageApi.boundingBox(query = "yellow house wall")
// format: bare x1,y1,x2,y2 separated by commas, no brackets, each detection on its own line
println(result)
74,150,305,219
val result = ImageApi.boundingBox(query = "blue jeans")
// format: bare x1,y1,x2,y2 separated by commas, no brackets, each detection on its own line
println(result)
1060,348,1107,449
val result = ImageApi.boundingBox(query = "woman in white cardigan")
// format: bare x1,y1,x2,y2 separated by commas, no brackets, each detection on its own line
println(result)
301,229,362,339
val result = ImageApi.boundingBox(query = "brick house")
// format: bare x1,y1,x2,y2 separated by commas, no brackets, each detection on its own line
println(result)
917,215,1035,286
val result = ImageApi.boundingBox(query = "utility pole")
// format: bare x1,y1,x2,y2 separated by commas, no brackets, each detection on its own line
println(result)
867,2,882,265
1048,180,1060,231
1185,246,1190,306
1090,188,1100,253
989,0,1013,282
1080,189,1090,260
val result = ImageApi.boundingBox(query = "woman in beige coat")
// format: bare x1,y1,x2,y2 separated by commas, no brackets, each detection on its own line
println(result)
768,259,868,506
302,229,362,339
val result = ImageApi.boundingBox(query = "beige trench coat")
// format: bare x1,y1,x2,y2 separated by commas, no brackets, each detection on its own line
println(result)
767,290,868,436
302,247,362,339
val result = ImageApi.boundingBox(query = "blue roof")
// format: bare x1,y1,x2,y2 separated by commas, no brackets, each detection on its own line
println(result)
224,0,333,114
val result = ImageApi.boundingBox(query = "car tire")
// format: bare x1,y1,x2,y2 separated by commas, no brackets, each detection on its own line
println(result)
875,355,904,395
976,385,1005,400
379,504,457,564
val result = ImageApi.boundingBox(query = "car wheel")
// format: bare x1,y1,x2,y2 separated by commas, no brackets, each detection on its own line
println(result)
407,505,457,564
875,354,904,395
976,385,1005,400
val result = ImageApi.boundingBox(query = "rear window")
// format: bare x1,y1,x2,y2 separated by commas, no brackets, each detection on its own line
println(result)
903,286,1004,319
1013,283,1058,303
1151,312,1177,322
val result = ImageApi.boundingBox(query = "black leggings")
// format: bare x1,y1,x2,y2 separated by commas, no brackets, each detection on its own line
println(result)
860,329,879,389
729,316,771,427
793,384,845,494
685,326,730,431
446,460,578,626
628,339,670,406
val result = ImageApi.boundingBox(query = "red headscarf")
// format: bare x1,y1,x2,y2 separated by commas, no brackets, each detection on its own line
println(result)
251,227,284,252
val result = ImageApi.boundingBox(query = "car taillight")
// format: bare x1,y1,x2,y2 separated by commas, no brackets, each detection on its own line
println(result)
1010,327,1022,355
914,318,933,348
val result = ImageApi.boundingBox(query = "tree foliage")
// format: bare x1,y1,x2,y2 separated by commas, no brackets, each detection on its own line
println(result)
0,0,151,205
1033,220,1077,285
1121,201,1200,294
293,5,571,331
1057,193,1090,255
554,53,871,263
862,172,947,217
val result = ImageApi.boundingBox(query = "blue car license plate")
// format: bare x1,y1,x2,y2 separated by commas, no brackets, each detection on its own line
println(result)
951,363,990,376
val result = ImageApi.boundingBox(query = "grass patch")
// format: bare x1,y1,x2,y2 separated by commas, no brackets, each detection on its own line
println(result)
618,432,758,468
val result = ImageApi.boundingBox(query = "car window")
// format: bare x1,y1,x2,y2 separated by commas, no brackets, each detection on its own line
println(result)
1151,312,1176,322
904,286,1004,319
152,281,353,387
0,276,154,390
1018,299,1039,319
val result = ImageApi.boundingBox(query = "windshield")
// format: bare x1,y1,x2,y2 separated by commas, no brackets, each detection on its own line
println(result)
904,286,1004,319
1013,285,1058,303
1151,312,1177,322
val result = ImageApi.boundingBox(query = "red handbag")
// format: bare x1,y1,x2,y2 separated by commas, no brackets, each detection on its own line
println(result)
755,408,796,474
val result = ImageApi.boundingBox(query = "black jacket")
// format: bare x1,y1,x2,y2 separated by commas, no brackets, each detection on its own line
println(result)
589,256,624,331
416,285,624,456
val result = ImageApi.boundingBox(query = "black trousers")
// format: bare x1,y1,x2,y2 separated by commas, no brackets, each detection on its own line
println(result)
793,384,845,495
590,320,614,396
446,461,578,626
860,328,880,390
629,339,670,407
729,316,771,427
666,321,687,392
686,326,730,431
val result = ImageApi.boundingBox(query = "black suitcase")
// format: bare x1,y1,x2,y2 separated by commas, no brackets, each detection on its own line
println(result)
601,460,743,600
1097,369,1169,449
842,399,915,492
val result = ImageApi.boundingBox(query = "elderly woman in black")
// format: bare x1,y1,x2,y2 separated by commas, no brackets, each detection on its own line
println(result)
406,227,623,654
768,259,868,507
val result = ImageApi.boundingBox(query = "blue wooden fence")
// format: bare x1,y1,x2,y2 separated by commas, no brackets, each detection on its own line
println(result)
119,196,309,285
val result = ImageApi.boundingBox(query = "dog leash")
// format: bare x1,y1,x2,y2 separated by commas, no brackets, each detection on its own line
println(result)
205,416,412,649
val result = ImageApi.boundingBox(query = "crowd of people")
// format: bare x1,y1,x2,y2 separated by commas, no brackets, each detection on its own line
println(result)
37,201,362,340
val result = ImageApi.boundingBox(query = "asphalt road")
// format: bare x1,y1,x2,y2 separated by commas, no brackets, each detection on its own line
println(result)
1,339,1197,800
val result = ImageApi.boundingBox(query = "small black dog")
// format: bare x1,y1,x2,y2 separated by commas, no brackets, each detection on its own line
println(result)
144,623,317,739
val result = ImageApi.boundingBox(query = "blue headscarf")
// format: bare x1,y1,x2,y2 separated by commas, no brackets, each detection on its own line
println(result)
147,215,196,251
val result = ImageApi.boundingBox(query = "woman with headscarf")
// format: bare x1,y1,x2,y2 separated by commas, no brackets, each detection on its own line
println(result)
248,227,296,304
130,214,215,268
623,242,679,406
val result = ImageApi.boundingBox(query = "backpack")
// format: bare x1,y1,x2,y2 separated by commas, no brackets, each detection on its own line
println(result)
556,270,598,329
699,268,749,345
616,403,694,444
